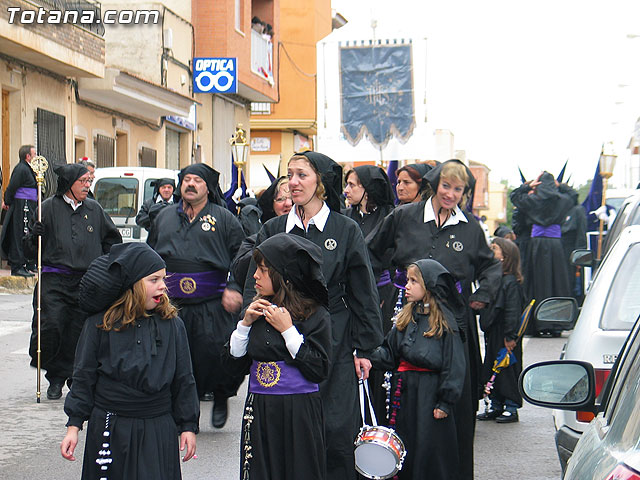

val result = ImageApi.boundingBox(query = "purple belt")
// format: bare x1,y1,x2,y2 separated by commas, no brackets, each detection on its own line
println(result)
166,270,227,298
42,265,84,275
377,269,391,287
249,360,319,395
531,224,561,238
14,187,37,201
393,269,407,289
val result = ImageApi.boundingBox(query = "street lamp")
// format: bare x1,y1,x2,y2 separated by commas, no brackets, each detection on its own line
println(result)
596,142,617,259
229,124,248,192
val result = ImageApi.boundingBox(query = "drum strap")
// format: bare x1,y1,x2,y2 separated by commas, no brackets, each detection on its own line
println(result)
358,373,378,427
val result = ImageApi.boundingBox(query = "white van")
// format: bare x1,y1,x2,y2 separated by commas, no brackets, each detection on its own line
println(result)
91,167,179,242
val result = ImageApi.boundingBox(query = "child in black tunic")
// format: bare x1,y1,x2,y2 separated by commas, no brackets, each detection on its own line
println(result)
61,243,199,480
477,237,526,423
227,233,331,480
365,259,465,480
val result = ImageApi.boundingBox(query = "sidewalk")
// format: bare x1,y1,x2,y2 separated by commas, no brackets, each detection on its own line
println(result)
0,264,36,293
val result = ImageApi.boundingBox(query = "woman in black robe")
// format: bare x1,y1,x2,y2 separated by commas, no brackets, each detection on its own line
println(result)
510,172,573,335
226,233,331,480
243,152,383,480
364,259,466,480
368,159,502,480
395,163,433,205
61,243,199,480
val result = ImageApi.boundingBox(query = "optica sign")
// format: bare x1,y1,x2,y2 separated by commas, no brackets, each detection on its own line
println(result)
193,57,237,94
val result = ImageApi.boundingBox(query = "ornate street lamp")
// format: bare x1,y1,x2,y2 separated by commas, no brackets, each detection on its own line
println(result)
596,142,617,259
230,124,248,191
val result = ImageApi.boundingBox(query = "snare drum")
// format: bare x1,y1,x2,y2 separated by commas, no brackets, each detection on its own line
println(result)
354,425,406,479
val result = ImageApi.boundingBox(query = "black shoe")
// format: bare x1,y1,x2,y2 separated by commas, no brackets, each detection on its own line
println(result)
477,408,503,421
496,411,519,423
212,397,228,428
200,392,214,402
47,382,64,400
11,267,34,277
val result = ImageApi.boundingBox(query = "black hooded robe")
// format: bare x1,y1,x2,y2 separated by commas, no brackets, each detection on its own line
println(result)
368,199,502,480
1,159,37,269
148,200,246,399
243,213,384,480
64,312,200,480
510,174,573,333
560,186,587,302
23,195,121,382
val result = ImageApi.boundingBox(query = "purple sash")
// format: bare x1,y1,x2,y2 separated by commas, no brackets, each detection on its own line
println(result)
249,360,319,395
14,187,37,201
42,265,84,275
531,224,561,238
165,270,227,298
393,269,407,289
377,269,391,287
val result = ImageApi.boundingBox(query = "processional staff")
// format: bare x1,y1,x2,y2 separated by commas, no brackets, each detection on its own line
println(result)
29,155,48,403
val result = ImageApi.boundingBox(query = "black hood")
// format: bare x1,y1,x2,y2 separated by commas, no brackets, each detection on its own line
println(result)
424,159,476,198
352,165,395,208
299,151,343,212
177,163,225,206
54,163,88,196
412,259,465,321
151,178,175,201
257,176,287,223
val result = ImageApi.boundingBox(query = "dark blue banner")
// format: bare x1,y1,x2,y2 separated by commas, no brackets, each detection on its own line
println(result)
340,44,415,148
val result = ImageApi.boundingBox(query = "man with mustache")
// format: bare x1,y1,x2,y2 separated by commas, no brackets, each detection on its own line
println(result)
23,163,122,400
148,163,246,429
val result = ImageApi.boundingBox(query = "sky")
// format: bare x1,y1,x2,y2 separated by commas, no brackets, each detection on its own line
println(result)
330,0,640,188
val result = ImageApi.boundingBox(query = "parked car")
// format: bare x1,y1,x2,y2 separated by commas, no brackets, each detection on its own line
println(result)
600,190,640,260
520,310,640,480
538,225,640,472
91,167,178,242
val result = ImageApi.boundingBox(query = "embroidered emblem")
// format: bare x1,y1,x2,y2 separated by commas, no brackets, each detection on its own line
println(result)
87,225,94,233
446,241,450,248
452,241,463,252
84,214,88,220
256,362,281,387
201,222,211,231
324,238,337,251
179,277,197,294
199,214,217,232
450,234,455,239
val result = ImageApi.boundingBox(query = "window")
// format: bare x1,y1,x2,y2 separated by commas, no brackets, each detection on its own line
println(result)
140,147,157,167
600,243,640,330
95,134,115,168
93,177,138,217
144,179,159,204
235,0,242,31
36,108,65,198
166,129,180,170
251,102,271,115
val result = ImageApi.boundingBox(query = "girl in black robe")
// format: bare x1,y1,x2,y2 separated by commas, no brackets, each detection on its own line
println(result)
510,172,573,335
226,233,331,480
365,259,466,480
61,243,199,480
478,237,525,423
243,152,383,480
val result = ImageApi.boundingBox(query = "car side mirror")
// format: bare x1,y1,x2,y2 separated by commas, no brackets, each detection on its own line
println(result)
534,297,579,331
519,360,596,412
570,249,593,267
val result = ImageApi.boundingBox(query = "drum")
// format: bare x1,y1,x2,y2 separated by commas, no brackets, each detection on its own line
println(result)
354,425,406,479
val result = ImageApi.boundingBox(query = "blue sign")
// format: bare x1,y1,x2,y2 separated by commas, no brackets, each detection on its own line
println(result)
340,45,415,148
193,57,237,94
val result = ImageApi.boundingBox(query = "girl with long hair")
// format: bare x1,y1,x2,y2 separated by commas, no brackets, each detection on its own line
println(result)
365,259,466,480
61,243,199,479
227,233,331,480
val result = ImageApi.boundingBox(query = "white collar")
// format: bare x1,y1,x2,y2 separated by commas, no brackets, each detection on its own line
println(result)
423,197,467,227
156,196,174,204
63,193,82,211
286,202,330,232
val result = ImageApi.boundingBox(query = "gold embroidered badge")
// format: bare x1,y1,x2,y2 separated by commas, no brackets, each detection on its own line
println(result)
256,362,281,388
179,277,197,294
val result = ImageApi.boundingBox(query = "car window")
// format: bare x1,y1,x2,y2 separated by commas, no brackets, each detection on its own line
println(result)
600,243,640,330
94,178,138,217
144,179,157,204
602,202,633,256
630,204,640,226
601,322,640,449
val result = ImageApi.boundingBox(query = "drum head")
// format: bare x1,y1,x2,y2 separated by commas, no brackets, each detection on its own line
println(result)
355,443,397,479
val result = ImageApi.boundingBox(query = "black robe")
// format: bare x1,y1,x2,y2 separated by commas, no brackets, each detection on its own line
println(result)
479,274,525,408
23,196,121,381
243,209,384,480
148,200,246,398
561,199,587,301
135,197,173,231
225,308,332,480
1,159,37,268
367,199,502,480
64,313,200,480
510,178,573,332
366,309,465,480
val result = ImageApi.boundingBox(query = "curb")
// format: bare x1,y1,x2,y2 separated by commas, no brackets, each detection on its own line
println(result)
0,275,36,294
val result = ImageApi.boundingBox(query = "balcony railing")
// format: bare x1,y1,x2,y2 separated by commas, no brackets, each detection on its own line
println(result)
32,0,105,36
251,29,274,85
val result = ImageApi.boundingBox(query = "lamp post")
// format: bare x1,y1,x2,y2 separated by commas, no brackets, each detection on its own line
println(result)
229,123,248,195
596,142,617,260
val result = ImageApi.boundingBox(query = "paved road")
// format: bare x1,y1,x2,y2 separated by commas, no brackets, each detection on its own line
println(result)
0,293,564,479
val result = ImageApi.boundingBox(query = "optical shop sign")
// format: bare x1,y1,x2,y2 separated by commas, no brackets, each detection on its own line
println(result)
193,58,237,93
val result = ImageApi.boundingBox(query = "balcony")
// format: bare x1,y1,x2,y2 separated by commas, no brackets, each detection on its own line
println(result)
0,0,105,77
251,29,273,86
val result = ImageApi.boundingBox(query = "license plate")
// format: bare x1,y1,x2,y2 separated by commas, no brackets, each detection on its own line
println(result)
118,227,132,238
